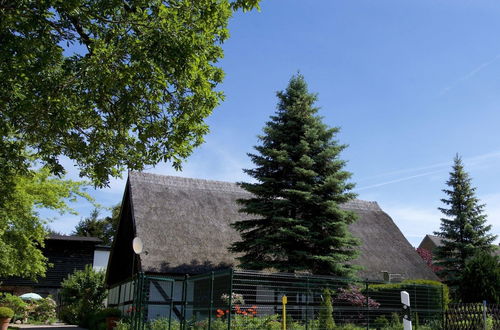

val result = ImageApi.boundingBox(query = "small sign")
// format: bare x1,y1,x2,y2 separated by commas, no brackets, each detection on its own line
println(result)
282,295,287,304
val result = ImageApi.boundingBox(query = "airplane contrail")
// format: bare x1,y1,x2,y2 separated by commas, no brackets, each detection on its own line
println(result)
355,169,446,191
439,53,500,96
355,150,500,191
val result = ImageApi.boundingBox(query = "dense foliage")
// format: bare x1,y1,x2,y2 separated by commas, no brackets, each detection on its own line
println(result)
230,74,359,277
0,0,260,188
459,251,500,304
0,306,14,318
73,204,121,244
319,288,335,329
59,265,107,327
368,279,450,310
0,293,26,321
434,155,497,294
0,167,90,278
0,294,56,323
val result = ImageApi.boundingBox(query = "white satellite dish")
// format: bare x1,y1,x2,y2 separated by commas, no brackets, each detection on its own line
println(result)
132,237,143,254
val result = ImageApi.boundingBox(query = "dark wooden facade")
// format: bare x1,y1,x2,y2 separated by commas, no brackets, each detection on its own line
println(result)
0,235,102,297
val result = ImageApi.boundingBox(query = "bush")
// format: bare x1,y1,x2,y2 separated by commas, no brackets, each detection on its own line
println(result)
115,320,131,330
373,315,389,329
368,279,449,313
59,265,107,327
0,293,27,321
31,297,57,323
460,251,500,303
103,307,121,318
318,288,335,329
88,307,122,329
0,306,14,318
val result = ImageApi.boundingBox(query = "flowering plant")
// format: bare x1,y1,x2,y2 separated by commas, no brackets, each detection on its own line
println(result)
221,292,245,305
335,285,380,308
215,305,257,318
416,248,443,272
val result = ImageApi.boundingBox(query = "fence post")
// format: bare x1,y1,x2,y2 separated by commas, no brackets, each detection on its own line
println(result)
228,269,233,330
305,277,309,330
483,300,487,330
365,281,369,330
208,272,214,330
169,280,174,330
441,285,445,329
182,275,188,330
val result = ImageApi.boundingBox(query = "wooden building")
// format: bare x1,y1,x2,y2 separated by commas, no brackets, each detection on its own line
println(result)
0,235,109,297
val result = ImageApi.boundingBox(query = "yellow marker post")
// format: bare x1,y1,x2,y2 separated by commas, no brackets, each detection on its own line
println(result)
282,295,287,330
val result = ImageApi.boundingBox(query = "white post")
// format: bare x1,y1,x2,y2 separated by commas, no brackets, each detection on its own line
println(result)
401,291,412,330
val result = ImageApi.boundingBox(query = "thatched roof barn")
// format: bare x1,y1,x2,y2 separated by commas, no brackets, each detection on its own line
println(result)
419,234,500,257
106,172,438,286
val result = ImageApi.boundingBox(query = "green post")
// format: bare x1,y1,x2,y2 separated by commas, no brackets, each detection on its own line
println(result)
209,272,214,329
117,284,122,310
169,281,174,330
413,286,417,329
228,269,233,330
441,285,445,329
182,275,188,330
132,275,139,330
142,275,149,330
132,275,137,330
137,273,144,330
365,281,369,330
305,277,309,330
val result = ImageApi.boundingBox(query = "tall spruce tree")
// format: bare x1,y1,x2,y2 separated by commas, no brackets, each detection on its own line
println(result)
230,74,359,277
434,155,497,292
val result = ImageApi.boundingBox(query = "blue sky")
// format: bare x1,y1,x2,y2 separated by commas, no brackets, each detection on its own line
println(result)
48,0,500,247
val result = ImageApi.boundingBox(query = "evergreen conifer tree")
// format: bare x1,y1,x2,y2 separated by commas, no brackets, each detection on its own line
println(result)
434,155,497,292
230,74,359,277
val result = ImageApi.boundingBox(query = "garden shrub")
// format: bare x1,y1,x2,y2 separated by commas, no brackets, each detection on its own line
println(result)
0,306,14,318
115,320,132,330
30,296,57,323
373,315,389,329
318,288,335,329
59,265,107,327
0,293,27,321
460,251,500,304
368,280,449,310
88,307,122,329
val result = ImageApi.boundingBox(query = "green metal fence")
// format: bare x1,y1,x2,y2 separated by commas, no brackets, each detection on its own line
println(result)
108,269,445,329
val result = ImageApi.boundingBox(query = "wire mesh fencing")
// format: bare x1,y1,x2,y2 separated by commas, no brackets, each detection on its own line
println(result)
107,269,445,329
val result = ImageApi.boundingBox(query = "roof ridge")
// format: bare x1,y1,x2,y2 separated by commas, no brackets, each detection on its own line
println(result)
129,171,245,193
128,171,382,211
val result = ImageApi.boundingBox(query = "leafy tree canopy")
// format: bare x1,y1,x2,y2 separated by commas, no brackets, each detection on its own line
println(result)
73,204,121,245
0,167,91,279
0,0,260,188
230,74,359,277
434,155,497,293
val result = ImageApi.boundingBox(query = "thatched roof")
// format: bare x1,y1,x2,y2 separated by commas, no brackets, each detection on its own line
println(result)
419,234,500,257
418,235,444,251
107,172,438,284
